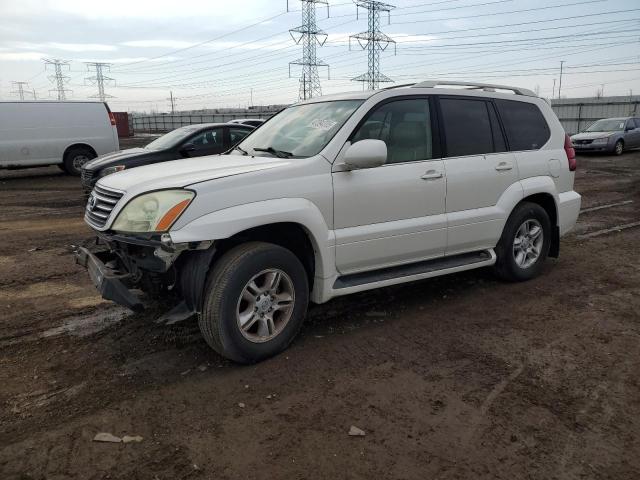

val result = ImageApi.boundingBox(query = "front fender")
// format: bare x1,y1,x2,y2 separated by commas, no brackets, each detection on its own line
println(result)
169,197,335,280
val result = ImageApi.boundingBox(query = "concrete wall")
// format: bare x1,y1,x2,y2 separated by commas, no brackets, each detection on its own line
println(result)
131,111,279,133
551,96,640,135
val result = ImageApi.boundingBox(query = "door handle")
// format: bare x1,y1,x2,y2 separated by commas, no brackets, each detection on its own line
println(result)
495,162,513,171
421,170,443,180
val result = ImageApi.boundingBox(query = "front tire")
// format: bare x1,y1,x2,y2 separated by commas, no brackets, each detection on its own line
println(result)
613,139,624,156
199,242,309,364
494,202,551,282
63,146,96,176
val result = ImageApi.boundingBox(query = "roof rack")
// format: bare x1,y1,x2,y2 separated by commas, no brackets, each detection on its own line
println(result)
411,80,537,97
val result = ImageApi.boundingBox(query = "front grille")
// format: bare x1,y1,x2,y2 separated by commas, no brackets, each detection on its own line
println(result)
85,184,124,229
576,139,593,145
81,169,96,196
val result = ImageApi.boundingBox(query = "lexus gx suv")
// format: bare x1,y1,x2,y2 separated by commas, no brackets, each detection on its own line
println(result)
76,81,581,363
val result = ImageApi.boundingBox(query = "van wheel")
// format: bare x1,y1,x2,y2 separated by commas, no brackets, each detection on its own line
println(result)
494,202,551,282
199,242,309,364
613,139,624,156
63,147,96,176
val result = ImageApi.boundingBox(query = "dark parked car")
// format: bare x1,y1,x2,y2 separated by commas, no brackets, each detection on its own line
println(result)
81,122,253,194
571,117,640,155
228,118,266,127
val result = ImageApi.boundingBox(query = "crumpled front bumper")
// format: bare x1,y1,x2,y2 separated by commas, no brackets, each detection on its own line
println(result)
75,233,216,321
75,246,144,312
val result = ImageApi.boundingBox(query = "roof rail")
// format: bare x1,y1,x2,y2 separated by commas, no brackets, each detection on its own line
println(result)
411,80,537,97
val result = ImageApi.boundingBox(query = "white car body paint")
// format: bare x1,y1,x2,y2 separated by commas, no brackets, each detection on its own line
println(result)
90,85,581,305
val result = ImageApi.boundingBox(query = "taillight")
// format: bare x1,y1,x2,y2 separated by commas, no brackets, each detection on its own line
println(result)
109,112,116,126
564,134,576,171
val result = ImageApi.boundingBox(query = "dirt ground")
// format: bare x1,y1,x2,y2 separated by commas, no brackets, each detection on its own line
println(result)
1,141,639,480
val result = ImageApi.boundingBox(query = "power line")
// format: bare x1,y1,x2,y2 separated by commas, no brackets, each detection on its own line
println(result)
43,58,72,100
288,0,330,100
85,62,115,102
350,0,396,90
10,81,31,100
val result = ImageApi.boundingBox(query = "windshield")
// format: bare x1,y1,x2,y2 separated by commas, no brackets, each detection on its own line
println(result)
236,100,363,158
585,119,626,132
145,126,201,150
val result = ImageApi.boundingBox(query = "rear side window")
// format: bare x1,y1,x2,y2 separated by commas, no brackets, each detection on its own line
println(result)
439,98,494,157
495,99,550,151
634,118,640,128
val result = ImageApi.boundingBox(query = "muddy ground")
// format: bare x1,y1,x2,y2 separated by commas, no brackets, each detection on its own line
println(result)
1,141,639,480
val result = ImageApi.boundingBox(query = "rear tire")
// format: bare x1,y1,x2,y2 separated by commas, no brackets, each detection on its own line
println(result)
63,146,96,176
199,242,309,364
613,139,624,156
494,202,551,282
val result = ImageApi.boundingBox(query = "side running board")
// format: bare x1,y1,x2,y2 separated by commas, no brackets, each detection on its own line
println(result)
334,250,493,289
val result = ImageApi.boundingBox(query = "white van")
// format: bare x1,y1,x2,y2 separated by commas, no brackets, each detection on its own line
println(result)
0,101,119,175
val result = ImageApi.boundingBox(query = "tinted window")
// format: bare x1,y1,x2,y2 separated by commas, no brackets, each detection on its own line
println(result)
634,118,640,128
351,98,433,164
189,128,222,151
440,98,493,157
495,99,550,151
229,127,251,145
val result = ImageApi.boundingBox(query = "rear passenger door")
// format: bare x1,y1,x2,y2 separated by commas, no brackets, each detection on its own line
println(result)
438,96,518,255
626,118,640,147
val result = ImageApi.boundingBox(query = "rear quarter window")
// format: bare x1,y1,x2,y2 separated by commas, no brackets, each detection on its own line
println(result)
495,99,550,151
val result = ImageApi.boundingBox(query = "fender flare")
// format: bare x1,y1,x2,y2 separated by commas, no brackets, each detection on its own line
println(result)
170,198,335,280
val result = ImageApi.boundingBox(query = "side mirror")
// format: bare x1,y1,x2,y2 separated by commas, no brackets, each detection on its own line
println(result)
180,143,196,156
343,139,387,170
626,126,635,132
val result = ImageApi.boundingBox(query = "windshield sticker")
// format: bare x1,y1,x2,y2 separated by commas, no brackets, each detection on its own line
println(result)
309,119,337,131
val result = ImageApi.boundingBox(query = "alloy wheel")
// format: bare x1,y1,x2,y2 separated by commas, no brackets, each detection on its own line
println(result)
236,269,295,343
512,219,544,269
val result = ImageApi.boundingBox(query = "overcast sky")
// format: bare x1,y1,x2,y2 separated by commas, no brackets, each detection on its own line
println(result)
0,0,638,112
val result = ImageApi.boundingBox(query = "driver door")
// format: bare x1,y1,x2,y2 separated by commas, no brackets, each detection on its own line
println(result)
332,97,447,275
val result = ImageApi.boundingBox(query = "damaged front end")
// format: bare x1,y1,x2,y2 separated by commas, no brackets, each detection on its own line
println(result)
75,232,216,323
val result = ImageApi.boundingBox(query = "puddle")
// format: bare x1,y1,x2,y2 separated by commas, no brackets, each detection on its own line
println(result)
41,307,132,338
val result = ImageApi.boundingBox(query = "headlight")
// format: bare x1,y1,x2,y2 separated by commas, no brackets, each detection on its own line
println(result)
99,165,126,177
592,137,609,144
111,190,195,233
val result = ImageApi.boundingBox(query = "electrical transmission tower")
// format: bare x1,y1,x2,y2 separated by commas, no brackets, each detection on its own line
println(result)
349,0,396,90
85,62,115,102
43,58,72,100
11,81,30,100
288,0,330,100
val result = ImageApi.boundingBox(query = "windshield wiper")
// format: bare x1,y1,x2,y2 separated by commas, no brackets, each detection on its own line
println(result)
252,146,293,158
233,145,248,155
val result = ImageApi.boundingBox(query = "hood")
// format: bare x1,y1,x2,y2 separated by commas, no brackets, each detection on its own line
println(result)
571,132,615,141
85,148,151,170
97,153,290,193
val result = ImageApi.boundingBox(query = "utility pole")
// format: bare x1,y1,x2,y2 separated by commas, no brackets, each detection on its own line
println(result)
32,88,37,100
43,58,71,100
10,81,29,100
167,91,176,114
350,0,396,90
558,60,565,99
288,0,330,101
85,62,115,102
552,78,556,99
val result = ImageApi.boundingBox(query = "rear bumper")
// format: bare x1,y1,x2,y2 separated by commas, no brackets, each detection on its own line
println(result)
558,190,581,236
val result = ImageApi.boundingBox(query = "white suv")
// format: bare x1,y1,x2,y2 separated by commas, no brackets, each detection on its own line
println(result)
76,81,581,363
